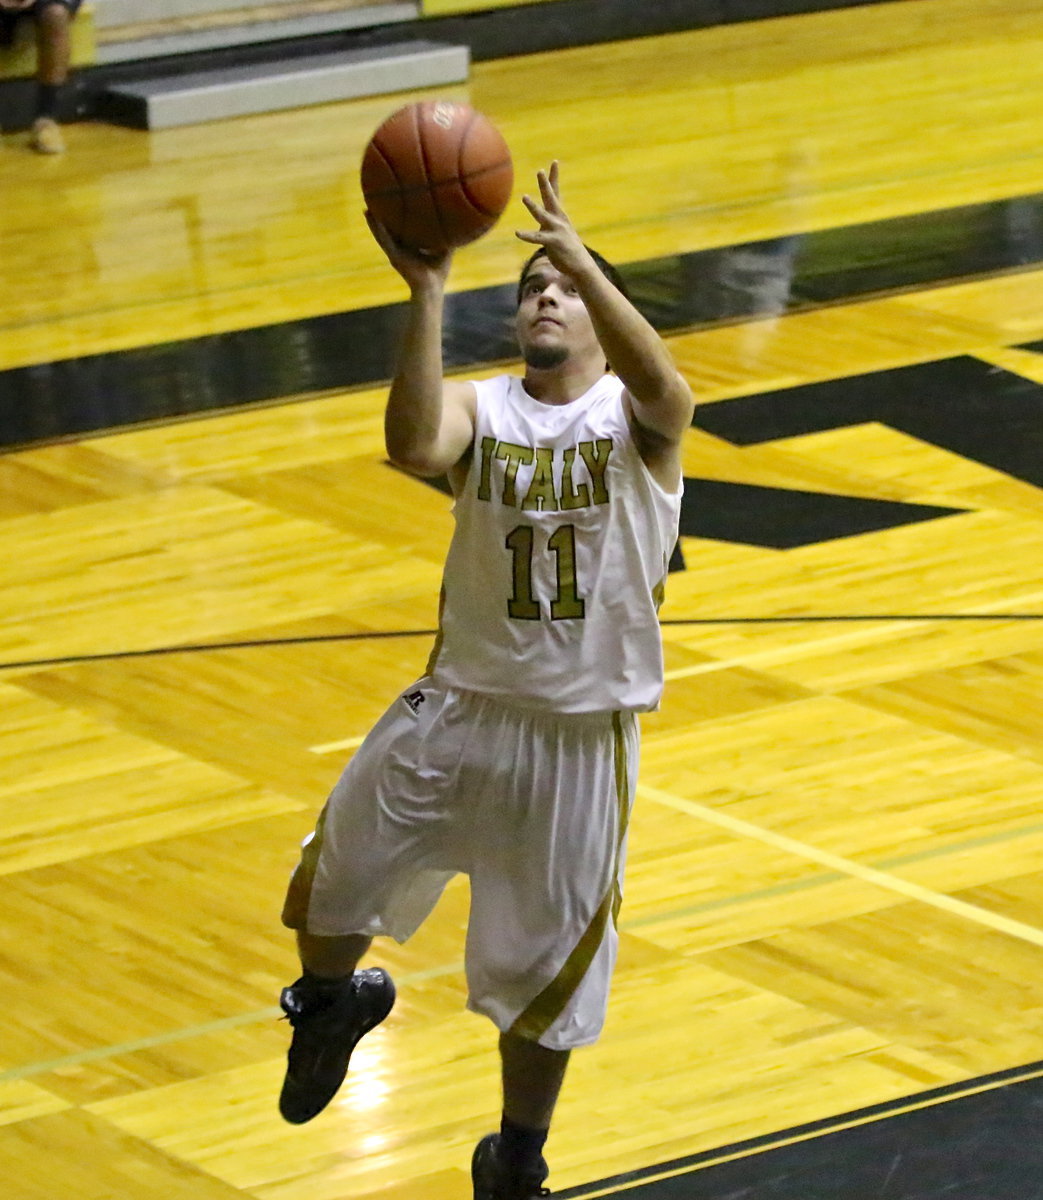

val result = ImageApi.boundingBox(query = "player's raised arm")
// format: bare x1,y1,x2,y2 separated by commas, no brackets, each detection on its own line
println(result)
367,212,477,478
517,162,694,443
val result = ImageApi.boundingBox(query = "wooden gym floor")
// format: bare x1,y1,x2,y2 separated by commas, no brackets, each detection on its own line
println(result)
4,1,1043,1196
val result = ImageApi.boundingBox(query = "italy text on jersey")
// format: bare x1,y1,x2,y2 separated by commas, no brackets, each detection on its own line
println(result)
474,437,613,511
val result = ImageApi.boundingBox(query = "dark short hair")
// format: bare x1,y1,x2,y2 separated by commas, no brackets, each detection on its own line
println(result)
516,245,630,304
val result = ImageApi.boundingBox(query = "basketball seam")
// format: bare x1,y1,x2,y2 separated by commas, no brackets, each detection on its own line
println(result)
457,108,504,220
366,138,408,238
415,103,449,248
364,163,510,201
458,159,513,218
454,104,478,191
369,138,404,192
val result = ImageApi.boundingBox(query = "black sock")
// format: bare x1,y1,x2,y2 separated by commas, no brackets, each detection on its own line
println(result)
291,969,354,1014
300,968,353,988
35,83,60,120
499,1115,548,1170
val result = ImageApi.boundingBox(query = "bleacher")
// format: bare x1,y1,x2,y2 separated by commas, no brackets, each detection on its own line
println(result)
0,0,471,129
0,0,891,133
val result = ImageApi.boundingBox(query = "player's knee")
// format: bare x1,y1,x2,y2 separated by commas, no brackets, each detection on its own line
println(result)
36,2,71,31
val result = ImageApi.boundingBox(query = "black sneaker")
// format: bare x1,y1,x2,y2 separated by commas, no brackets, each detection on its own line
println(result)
472,1133,550,1200
278,967,395,1124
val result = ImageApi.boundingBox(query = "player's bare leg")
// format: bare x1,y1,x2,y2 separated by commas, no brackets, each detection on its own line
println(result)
278,931,395,1124
472,1032,570,1199
296,930,370,979
500,1032,570,1129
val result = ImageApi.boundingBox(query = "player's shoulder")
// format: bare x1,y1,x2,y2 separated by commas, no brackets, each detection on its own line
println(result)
467,373,516,393
443,377,479,422
590,374,632,425
598,373,628,403
467,373,522,409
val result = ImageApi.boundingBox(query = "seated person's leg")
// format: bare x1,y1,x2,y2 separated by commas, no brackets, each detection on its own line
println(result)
0,12,18,50
30,0,79,153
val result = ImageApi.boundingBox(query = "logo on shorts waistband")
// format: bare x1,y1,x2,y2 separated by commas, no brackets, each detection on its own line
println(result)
403,689,425,714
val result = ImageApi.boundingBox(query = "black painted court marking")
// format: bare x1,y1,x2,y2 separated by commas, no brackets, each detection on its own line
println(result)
677,477,968,548
2,192,1042,449
3,614,1043,672
696,356,1043,490
554,1060,1043,1200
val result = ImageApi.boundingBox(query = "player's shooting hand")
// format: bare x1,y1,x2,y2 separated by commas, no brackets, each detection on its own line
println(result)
365,210,453,291
516,161,591,278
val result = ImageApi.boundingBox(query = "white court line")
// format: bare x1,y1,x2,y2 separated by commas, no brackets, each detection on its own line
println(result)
663,621,926,681
662,593,1043,683
309,735,365,755
639,783,1043,949
8,803,1043,1085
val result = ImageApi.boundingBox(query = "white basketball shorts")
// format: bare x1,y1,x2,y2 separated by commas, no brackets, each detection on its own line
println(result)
282,676,638,1051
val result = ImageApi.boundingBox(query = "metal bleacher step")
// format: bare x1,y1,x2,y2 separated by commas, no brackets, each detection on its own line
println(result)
92,0,408,28
101,38,470,130
93,0,418,65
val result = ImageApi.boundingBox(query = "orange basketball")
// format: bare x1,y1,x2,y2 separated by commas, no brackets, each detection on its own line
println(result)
361,101,514,256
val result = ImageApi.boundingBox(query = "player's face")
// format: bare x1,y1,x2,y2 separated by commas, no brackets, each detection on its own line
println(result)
515,261,602,370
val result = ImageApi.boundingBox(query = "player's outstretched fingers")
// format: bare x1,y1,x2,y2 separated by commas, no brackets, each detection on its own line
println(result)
537,169,560,211
521,192,550,225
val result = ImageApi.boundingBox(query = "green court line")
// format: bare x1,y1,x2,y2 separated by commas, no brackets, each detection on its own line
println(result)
0,961,464,1085
623,816,1043,928
5,818,1043,1086
0,1007,284,1084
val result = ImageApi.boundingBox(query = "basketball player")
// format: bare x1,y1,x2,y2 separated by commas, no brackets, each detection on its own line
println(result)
0,0,79,153
277,161,694,1200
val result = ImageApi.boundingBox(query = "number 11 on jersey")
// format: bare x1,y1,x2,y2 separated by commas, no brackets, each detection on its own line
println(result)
506,524,586,621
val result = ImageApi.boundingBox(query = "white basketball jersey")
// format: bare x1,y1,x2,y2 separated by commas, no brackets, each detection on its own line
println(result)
428,374,683,713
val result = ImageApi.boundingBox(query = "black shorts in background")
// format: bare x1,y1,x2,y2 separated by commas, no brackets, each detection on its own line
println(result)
0,0,82,29
1,0,80,46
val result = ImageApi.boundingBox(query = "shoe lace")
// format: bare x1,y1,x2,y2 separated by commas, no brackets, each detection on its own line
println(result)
280,979,351,1027
279,996,314,1027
